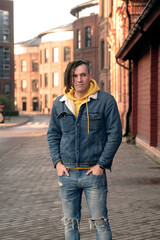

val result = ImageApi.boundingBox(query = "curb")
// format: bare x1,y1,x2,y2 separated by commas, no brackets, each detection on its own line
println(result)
0,115,33,129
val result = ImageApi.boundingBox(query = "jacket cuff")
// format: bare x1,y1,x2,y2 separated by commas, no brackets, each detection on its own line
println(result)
54,160,62,169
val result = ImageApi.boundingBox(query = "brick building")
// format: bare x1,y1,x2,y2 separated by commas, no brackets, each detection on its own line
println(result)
14,24,73,112
38,24,73,113
0,0,14,104
98,0,111,92
107,0,148,131
14,38,40,111
71,0,99,82
116,0,160,159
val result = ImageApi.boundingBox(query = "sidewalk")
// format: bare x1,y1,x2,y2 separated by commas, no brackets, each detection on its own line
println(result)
0,135,160,239
0,114,32,128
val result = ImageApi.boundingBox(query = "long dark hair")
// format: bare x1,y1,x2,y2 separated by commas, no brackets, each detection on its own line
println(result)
64,60,90,92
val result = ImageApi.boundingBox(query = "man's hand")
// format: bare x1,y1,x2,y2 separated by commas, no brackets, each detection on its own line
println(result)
86,164,104,175
56,162,69,177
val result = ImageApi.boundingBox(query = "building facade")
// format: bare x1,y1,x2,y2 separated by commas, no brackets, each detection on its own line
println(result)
14,38,40,112
98,0,112,92
0,0,14,104
71,0,99,81
107,0,148,131
116,0,160,159
14,24,73,113
39,25,73,113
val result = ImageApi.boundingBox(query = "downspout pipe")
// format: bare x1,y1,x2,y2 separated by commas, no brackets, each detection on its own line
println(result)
123,0,132,137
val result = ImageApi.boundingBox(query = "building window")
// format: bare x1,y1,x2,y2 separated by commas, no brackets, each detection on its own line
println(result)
14,61,16,72
53,48,59,62
0,47,10,78
40,74,42,88
101,39,104,69
64,47,71,62
86,61,92,74
45,94,48,108
100,81,104,91
21,60,27,72
0,10,10,42
32,80,38,91
52,72,59,87
44,73,48,87
44,49,48,63
101,0,104,18
4,83,10,97
77,30,81,49
32,60,38,72
21,80,27,92
85,27,91,48
40,50,42,64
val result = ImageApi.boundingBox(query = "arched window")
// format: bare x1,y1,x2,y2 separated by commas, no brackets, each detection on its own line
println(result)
85,27,91,48
32,80,38,91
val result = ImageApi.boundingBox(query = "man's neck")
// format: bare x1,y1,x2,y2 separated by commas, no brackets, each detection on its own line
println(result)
74,88,90,99
74,92,84,99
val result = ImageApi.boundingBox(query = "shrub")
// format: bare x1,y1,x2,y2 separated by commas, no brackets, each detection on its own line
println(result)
0,95,14,112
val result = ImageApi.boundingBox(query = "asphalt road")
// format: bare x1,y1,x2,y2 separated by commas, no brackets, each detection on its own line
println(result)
0,114,50,158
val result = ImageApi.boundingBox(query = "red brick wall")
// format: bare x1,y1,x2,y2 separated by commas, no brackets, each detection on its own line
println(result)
137,50,150,142
157,44,160,146
150,44,158,146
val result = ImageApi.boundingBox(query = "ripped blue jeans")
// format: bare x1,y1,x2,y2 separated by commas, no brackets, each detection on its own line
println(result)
58,169,112,240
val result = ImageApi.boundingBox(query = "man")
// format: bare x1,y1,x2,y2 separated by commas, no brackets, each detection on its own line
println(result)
47,60,122,240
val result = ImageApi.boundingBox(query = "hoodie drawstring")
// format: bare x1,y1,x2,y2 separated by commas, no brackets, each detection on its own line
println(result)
86,98,89,134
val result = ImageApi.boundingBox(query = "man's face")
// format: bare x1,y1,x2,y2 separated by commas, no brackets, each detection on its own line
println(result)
73,64,92,96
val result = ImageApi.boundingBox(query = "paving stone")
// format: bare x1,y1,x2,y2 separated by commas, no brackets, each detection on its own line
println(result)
0,136,159,239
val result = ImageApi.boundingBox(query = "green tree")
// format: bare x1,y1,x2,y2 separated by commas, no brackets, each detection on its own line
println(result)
0,95,13,113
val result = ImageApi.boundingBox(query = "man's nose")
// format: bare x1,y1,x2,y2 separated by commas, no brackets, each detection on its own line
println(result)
77,75,82,82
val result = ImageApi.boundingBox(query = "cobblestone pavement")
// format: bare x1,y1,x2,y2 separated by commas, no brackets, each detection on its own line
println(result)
0,134,160,240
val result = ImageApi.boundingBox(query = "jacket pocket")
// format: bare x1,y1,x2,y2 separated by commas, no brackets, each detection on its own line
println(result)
58,112,75,132
82,113,102,131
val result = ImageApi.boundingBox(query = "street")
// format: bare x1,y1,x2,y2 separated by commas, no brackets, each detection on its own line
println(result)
0,114,50,158
0,116,160,239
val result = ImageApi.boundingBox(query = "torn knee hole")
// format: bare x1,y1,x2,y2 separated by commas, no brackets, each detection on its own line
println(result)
89,218,108,230
92,218,104,221
62,218,80,230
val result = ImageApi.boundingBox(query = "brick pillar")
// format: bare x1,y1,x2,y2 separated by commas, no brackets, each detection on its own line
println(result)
150,43,158,146
132,61,138,136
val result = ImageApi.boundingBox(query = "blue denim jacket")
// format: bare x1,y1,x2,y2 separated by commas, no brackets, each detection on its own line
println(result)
47,90,122,170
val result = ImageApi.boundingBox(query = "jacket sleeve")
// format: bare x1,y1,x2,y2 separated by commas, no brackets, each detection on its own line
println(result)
97,96,122,170
47,102,62,168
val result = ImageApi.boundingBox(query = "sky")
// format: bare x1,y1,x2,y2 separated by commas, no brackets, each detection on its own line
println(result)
13,0,87,43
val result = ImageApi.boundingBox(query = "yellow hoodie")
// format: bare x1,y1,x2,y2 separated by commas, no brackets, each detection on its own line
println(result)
64,79,100,117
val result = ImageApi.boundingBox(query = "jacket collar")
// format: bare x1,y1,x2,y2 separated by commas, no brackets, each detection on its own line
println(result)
60,92,98,103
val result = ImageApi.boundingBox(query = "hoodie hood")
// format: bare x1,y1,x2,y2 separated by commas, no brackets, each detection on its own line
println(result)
63,79,100,134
